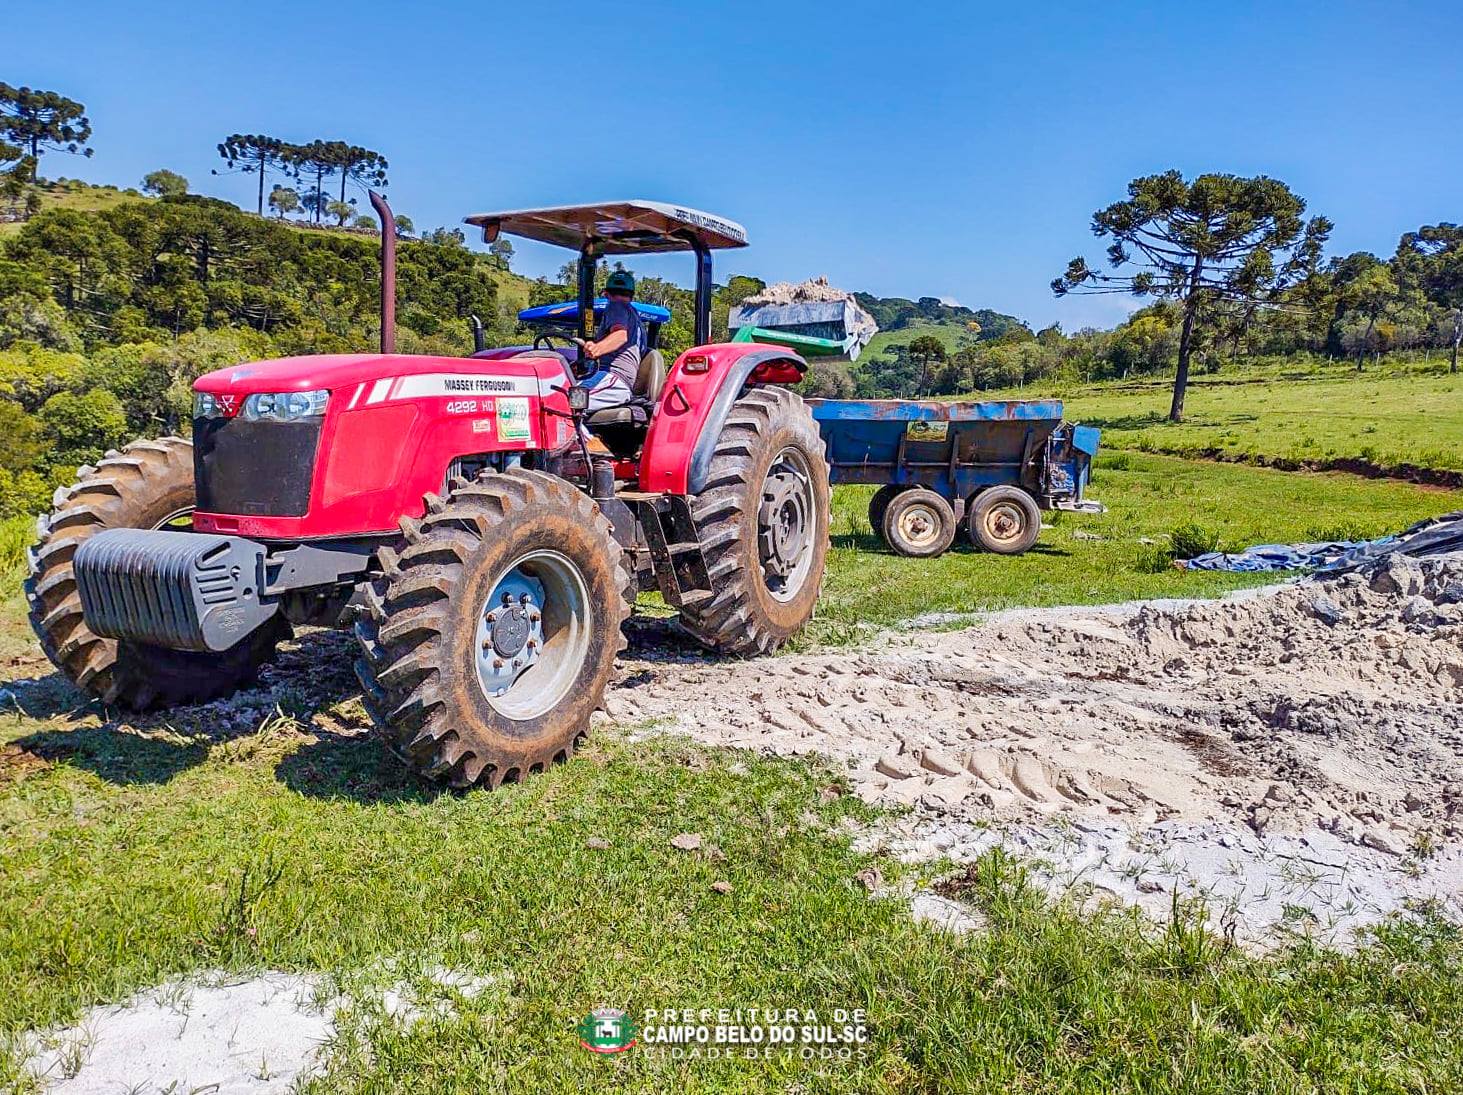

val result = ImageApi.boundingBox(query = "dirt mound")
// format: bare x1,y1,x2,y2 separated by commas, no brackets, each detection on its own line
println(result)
741,276,855,305
608,555,1463,847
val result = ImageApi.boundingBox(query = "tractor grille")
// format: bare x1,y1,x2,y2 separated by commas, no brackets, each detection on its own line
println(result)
193,416,322,516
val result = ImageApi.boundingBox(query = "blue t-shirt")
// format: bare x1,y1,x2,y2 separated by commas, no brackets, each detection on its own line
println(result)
595,299,644,385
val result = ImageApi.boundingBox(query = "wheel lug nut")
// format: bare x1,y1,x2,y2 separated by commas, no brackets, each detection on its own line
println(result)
526,639,537,650
492,657,504,668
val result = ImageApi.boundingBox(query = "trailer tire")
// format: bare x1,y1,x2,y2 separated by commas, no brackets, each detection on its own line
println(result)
882,487,957,557
354,469,634,788
967,486,1042,555
867,484,909,540
26,437,289,709
678,387,829,656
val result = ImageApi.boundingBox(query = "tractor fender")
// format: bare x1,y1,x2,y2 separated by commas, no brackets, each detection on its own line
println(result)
638,343,807,495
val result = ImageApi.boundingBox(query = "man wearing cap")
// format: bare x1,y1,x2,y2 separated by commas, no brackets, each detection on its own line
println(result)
575,269,643,416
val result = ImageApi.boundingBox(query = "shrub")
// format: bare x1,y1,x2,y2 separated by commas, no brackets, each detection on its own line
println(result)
1133,543,1174,573
801,360,856,398
38,388,129,465
1168,521,1220,559
0,513,34,574
0,467,54,518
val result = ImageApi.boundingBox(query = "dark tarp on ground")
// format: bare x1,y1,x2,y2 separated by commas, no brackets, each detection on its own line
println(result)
1179,512,1463,573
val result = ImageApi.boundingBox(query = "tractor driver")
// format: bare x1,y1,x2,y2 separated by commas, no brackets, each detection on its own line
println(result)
574,269,643,416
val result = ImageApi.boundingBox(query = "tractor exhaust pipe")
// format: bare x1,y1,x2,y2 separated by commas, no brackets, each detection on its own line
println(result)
369,190,396,354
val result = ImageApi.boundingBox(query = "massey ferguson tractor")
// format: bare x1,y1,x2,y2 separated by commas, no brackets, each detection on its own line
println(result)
26,198,829,788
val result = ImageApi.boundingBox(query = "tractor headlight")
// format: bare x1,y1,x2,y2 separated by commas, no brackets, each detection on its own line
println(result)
193,391,228,419
240,390,330,422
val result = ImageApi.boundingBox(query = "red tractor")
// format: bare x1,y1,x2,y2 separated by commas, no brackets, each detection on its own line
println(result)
27,199,829,788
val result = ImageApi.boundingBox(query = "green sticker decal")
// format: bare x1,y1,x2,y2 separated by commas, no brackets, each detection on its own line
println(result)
905,420,949,442
497,397,532,442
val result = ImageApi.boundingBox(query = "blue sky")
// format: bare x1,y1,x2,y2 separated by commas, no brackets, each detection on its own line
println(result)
10,1,1461,331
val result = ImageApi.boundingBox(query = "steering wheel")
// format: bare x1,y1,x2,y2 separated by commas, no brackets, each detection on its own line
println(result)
534,331,594,378
533,332,575,352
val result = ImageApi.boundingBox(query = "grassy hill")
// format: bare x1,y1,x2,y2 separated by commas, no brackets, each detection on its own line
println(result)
861,318,982,361
851,294,1028,376
2,180,1021,350
0,178,149,237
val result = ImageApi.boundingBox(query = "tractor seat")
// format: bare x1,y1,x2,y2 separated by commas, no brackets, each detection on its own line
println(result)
585,349,665,429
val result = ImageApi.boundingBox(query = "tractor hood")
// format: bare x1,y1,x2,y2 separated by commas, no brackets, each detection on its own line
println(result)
192,353,524,396
189,350,576,540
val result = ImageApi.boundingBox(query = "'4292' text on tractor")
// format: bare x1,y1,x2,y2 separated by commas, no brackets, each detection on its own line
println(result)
27,199,829,788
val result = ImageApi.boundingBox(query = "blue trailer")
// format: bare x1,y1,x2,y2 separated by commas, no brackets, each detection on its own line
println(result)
808,398,1102,557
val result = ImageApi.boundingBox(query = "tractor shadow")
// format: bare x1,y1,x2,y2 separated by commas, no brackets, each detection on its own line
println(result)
273,731,444,804
7,724,209,786
831,530,886,553
3,629,439,800
621,613,720,663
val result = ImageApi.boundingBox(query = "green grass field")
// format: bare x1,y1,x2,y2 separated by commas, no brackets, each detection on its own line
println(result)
1038,366,1463,478
2,447,1461,1090
3,727,1460,1093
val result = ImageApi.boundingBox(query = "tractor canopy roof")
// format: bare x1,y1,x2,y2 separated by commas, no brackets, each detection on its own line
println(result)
464,201,748,254
518,298,673,327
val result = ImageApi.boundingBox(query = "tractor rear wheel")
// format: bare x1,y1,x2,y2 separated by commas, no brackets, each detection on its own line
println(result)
678,387,830,656
354,469,633,788
26,437,289,709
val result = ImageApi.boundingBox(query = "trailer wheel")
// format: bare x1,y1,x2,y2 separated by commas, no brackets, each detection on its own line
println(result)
867,484,909,540
678,387,829,656
882,488,957,557
967,486,1042,555
354,469,634,788
26,437,289,709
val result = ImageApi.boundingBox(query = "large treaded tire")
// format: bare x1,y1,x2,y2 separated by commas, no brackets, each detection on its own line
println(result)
353,469,634,789
25,437,289,709
677,387,830,656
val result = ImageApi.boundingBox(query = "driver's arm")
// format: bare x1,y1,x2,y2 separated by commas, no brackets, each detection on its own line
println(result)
582,327,628,359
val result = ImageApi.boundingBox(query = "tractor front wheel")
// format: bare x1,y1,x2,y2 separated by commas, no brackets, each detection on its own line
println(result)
354,469,633,788
678,387,830,656
26,437,289,709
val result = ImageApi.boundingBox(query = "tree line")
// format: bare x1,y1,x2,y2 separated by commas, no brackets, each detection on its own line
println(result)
1053,170,1459,418
828,171,1461,413
0,194,505,516
215,133,387,225
1,82,394,232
